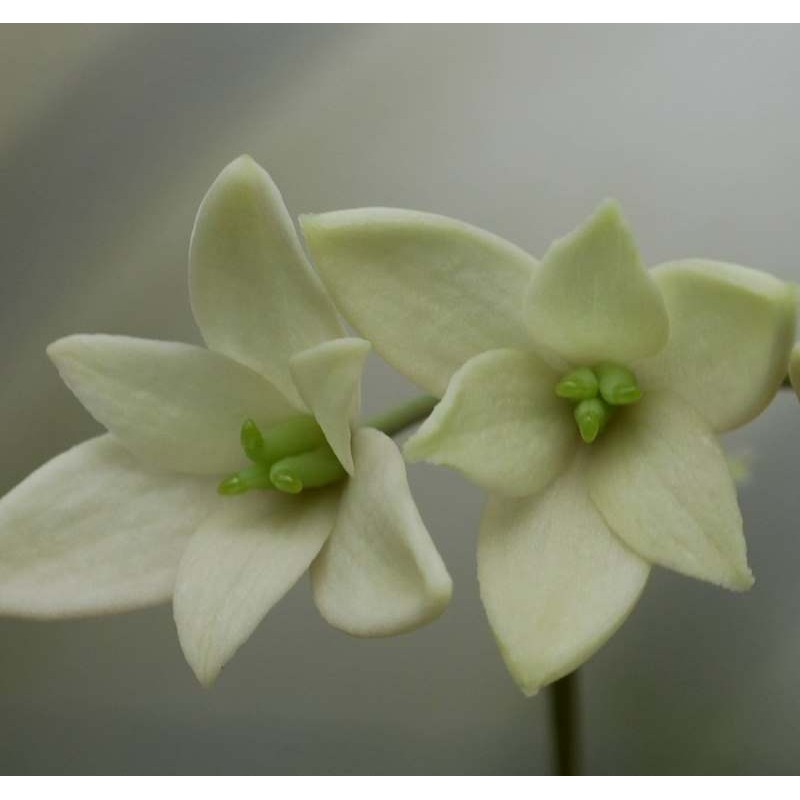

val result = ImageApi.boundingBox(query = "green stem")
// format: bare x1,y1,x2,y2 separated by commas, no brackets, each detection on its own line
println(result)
364,394,438,437
550,670,580,775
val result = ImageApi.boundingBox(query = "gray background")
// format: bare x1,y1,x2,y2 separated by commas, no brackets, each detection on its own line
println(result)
1,25,800,774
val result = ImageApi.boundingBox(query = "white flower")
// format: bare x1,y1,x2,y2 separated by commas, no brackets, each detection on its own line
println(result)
0,157,451,686
301,201,796,694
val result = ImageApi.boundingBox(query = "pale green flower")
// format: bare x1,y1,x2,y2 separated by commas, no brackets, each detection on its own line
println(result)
302,202,796,695
0,157,451,686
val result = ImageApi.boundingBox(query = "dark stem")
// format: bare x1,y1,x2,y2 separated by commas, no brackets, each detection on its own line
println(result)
550,670,580,775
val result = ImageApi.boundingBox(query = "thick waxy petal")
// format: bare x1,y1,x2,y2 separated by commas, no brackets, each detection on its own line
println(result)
189,156,343,405
49,335,296,475
790,344,800,397
174,489,339,686
312,429,451,636
301,208,538,397
588,392,753,590
479,457,649,696
0,435,219,618
289,338,371,475
636,260,796,432
525,201,669,364
404,349,577,497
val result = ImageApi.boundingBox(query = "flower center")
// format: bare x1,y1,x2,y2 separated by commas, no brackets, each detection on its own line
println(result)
217,416,347,496
554,362,642,444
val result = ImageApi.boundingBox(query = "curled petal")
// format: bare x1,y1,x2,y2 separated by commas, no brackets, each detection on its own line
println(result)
312,428,452,636
0,435,220,618
525,200,669,364
49,335,296,475
636,259,796,432
588,392,753,590
301,208,538,397
405,349,577,497
289,338,371,475
190,156,343,405
479,457,649,696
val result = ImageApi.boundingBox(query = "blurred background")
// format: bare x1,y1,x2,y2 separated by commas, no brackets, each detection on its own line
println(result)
1,24,800,775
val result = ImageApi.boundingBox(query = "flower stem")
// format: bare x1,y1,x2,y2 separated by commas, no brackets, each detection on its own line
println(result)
550,670,580,775
364,395,438,437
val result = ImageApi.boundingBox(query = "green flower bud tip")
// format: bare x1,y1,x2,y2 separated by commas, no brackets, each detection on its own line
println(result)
270,471,304,494
555,367,599,401
240,419,266,463
269,444,347,494
574,398,613,444
218,464,274,496
596,363,641,406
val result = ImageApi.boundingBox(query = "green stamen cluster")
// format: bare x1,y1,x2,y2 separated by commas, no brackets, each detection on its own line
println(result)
218,416,346,496
555,363,642,444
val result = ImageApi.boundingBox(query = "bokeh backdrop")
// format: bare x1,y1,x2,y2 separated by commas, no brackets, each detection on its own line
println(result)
2,24,800,775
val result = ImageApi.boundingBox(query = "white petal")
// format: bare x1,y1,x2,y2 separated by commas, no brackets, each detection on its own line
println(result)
635,259,797,432
48,334,296,475
189,156,343,405
479,456,649,696
312,428,452,636
0,435,220,618
289,338,371,475
404,349,577,497
790,344,800,398
173,488,339,686
588,392,753,590
525,200,669,364
301,208,538,397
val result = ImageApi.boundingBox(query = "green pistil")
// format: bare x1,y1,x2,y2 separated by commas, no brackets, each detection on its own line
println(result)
555,367,599,401
218,416,344,497
241,416,327,466
270,444,347,494
596,363,641,406
556,362,642,444
574,398,612,444
218,464,274,495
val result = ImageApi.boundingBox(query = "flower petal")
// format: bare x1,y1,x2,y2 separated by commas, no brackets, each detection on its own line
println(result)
588,391,753,590
189,156,343,405
479,456,649,696
311,428,452,636
790,343,800,397
0,435,219,618
49,335,297,475
525,200,669,364
289,338,371,475
301,208,538,397
635,260,797,432
173,488,339,686
404,349,577,497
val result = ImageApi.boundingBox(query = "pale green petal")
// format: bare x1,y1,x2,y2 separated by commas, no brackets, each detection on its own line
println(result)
525,200,669,364
479,456,649,696
48,335,297,475
0,435,220,618
636,260,797,432
311,428,452,636
301,208,538,397
173,488,339,686
289,338,371,475
588,392,753,590
404,349,577,497
189,156,343,405
790,344,800,398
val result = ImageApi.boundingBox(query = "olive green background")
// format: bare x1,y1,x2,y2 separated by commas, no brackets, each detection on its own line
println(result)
2,25,800,774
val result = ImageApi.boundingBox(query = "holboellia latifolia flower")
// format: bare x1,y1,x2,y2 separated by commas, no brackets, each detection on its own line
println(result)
0,157,451,686
302,202,796,695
